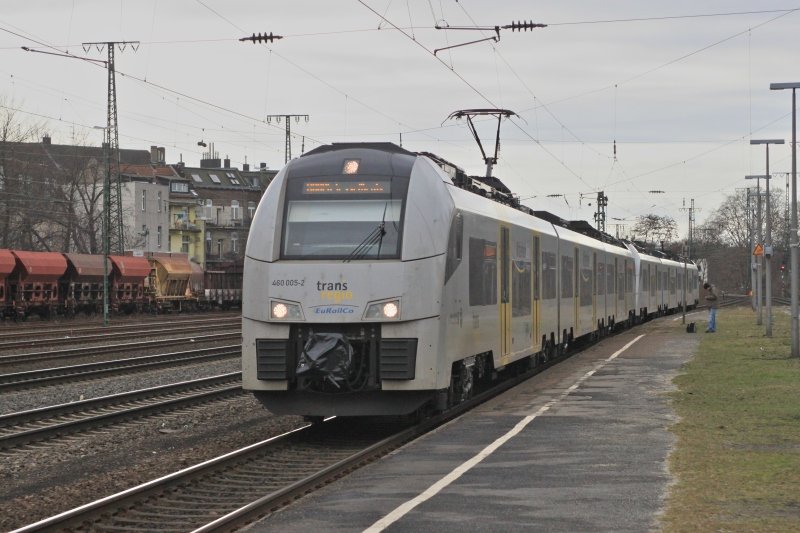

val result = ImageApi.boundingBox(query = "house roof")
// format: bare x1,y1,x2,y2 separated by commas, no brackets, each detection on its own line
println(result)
179,166,259,190
120,163,179,179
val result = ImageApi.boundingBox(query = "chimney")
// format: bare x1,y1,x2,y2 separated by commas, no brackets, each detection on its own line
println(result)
260,162,267,171
243,163,250,172
224,157,230,169
150,146,158,164
42,134,51,145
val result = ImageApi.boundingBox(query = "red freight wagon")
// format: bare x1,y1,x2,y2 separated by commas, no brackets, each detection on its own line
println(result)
0,249,16,319
62,253,106,316
108,255,152,313
9,250,68,319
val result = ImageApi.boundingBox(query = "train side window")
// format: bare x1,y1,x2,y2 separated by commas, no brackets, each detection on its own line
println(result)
512,240,531,317
607,262,614,296
561,254,574,298
444,212,463,284
596,258,605,296
580,250,592,306
626,262,634,294
469,237,497,306
542,251,556,299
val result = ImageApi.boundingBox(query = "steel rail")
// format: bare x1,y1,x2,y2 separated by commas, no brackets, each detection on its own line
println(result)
0,331,240,367
0,319,240,350
0,344,241,392
0,313,239,339
0,372,242,449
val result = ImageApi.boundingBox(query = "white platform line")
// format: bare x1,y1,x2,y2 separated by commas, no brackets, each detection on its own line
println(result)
364,334,645,532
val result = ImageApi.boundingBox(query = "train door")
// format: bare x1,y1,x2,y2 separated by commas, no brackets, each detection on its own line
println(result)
499,226,511,359
533,235,540,347
592,251,598,332
573,247,580,335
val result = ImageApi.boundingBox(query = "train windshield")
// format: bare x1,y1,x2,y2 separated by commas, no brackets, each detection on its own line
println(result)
281,176,408,259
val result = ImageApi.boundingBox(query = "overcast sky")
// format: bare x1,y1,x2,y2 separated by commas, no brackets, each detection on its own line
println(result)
1,1,799,238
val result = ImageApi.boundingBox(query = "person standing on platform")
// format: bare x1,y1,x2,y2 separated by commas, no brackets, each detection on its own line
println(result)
703,282,718,333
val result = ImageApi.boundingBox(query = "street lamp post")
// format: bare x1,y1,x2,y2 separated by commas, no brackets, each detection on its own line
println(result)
770,82,799,356
750,139,784,337
746,174,772,334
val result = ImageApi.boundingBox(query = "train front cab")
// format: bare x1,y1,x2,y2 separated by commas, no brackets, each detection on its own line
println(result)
243,145,455,417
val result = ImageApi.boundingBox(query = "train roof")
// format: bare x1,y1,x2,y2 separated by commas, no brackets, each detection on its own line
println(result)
11,250,68,281
64,253,106,279
109,255,152,281
0,249,15,277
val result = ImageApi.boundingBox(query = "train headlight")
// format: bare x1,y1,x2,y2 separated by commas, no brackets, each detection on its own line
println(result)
270,300,303,320
364,298,401,320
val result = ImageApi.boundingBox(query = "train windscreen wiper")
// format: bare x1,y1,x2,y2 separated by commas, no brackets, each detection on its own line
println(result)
343,204,388,263
342,222,386,262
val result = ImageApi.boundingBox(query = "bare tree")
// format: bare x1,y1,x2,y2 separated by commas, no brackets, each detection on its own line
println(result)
0,99,45,248
632,214,677,246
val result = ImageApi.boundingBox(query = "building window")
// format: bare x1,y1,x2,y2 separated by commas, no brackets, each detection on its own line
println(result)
217,239,223,257
157,226,162,248
230,178,240,185
248,201,256,219
231,232,238,253
191,173,202,183
182,235,190,253
206,232,212,253
209,174,221,184
157,191,162,212
141,190,147,211
141,225,148,248
231,200,240,220
171,182,188,193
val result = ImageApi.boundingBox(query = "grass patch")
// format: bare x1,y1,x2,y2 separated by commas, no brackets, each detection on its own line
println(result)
662,306,800,532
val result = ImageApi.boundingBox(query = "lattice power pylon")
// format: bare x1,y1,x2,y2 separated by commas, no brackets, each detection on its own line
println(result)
84,40,139,253
266,114,309,164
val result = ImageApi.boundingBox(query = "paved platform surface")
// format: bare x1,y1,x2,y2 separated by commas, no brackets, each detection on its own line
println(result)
245,316,700,532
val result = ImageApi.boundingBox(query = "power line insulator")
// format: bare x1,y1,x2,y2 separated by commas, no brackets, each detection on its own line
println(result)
508,20,547,31
240,32,283,43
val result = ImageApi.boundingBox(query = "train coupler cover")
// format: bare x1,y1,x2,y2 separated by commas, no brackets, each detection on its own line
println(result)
296,333,354,389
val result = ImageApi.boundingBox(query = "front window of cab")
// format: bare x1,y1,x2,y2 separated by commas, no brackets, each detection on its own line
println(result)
281,176,409,259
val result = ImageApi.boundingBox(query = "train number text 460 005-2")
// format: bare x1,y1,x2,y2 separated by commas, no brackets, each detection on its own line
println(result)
271,279,304,287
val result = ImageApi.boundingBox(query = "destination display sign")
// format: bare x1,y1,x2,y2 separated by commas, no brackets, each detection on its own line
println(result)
303,180,389,195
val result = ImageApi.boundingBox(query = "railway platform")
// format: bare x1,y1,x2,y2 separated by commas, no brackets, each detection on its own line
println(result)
245,313,701,532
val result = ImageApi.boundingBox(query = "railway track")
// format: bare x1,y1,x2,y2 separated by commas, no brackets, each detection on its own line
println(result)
0,373,242,451
13,344,562,532
0,331,240,368
0,317,240,351
0,344,241,392
0,311,238,333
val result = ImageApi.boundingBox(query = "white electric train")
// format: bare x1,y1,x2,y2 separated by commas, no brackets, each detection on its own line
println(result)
242,143,699,417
